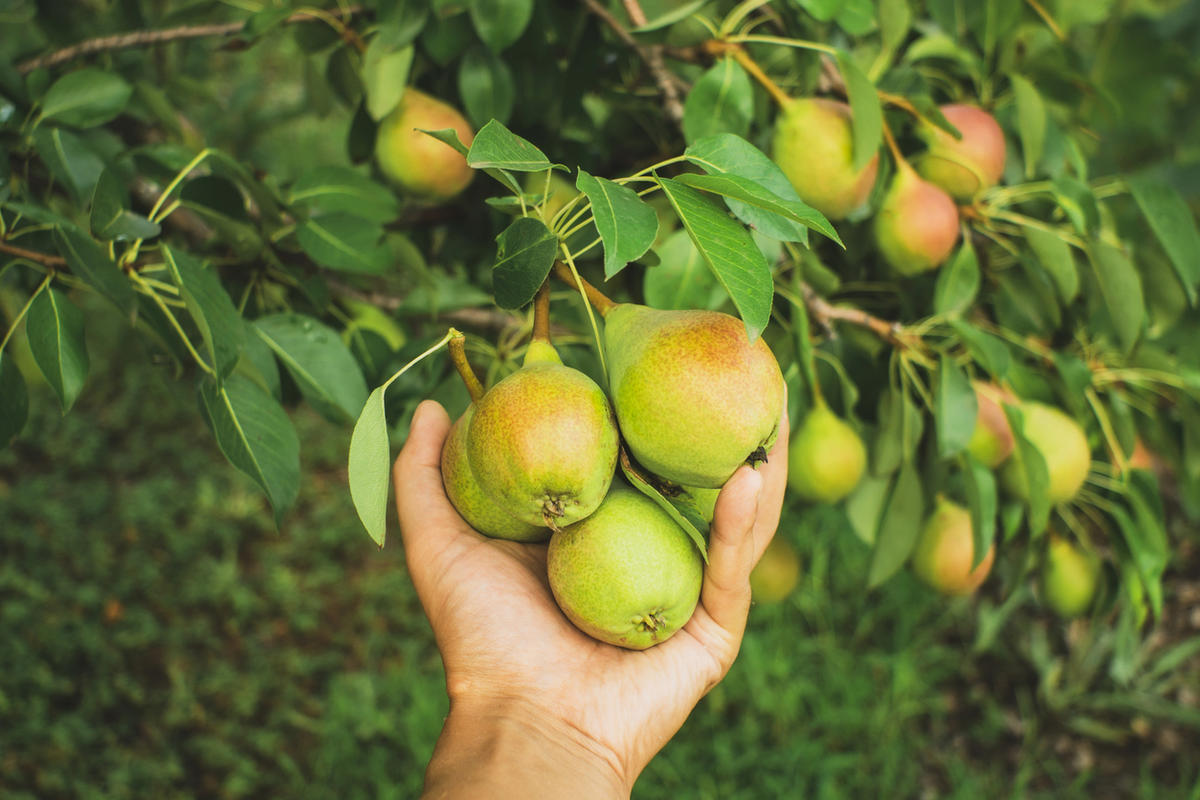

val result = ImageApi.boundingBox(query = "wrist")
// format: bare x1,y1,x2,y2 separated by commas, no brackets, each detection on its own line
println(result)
422,694,630,800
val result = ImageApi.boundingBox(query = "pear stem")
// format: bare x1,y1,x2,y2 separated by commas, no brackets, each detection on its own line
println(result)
447,329,484,403
881,121,912,174
532,280,552,344
552,260,617,317
709,42,792,108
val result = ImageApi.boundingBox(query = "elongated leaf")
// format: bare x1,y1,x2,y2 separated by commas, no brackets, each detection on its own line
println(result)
296,214,390,274
868,460,925,587
1023,225,1078,303
254,313,369,423
657,176,773,340
632,0,710,31
349,384,391,546
40,68,132,128
26,287,89,412
288,166,399,223
458,47,514,126
363,41,413,120
418,127,470,156
683,57,753,144
872,386,923,476
879,0,912,54
90,166,161,241
492,216,557,309
240,319,282,400
199,374,300,525
845,472,893,546
962,454,997,569
0,353,28,448
619,449,708,562
575,169,658,279
1004,405,1050,535
1011,74,1045,178
467,120,562,172
1127,176,1200,304
674,172,841,245
836,50,883,171
33,126,105,202
950,318,1011,378
164,247,245,380
1087,239,1144,353
936,354,977,458
469,0,533,51
933,237,979,316
644,230,723,311
53,225,135,313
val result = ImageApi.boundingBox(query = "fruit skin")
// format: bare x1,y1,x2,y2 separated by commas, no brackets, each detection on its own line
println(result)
910,497,995,596
772,98,880,220
750,537,801,604
547,486,703,650
374,88,474,200
787,404,867,504
873,167,960,275
442,408,548,542
967,382,1016,468
917,105,1007,201
1001,403,1091,504
604,304,785,488
1041,536,1100,617
467,361,619,529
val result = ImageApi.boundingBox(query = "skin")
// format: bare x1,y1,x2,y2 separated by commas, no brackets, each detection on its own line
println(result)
1041,536,1099,617
374,88,475,200
787,403,867,504
1001,403,1091,504
967,382,1016,468
605,304,786,488
873,166,960,275
772,98,880,221
918,105,1007,202
910,498,996,596
393,399,789,798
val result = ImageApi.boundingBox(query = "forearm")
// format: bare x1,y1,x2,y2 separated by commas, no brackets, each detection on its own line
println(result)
422,696,630,800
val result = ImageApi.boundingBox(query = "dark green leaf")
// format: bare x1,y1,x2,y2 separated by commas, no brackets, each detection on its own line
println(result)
33,126,105,202
576,169,658,279
962,454,997,570
0,353,28,448
89,166,161,241
492,216,557,309
1004,405,1050,535
254,313,369,423
458,46,514,126
631,0,711,31
469,0,533,51
933,237,979,316
467,120,562,172
288,166,399,223
657,176,774,341
26,286,89,412
1087,239,1144,354
349,383,391,546
682,57,753,144
949,318,1011,378
836,50,883,172
1052,177,1099,235
164,247,245,380
417,127,470,157
375,0,429,49
1023,225,1078,303
868,460,925,587
239,319,282,400
674,172,841,245
297,214,391,274
1127,176,1200,304
935,354,977,458
53,225,136,313
40,68,132,128
1011,74,1045,178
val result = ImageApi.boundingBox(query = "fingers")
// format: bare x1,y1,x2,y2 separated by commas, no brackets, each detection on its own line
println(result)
699,465,764,641
751,404,790,562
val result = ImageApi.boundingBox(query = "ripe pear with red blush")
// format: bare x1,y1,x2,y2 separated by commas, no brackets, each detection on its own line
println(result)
772,98,880,220
873,164,960,276
918,105,1007,201
375,88,474,201
967,382,1017,468
910,497,995,596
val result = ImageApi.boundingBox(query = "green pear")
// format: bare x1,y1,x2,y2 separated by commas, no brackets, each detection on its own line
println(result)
910,497,995,596
467,343,619,529
547,485,702,650
917,105,1007,202
375,88,474,200
966,382,1016,468
872,166,960,275
772,98,879,220
750,537,801,604
603,304,786,488
1001,403,1091,504
441,407,548,542
1041,536,1100,617
787,403,867,504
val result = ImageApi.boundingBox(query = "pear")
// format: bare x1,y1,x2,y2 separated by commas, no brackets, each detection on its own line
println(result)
441,407,548,542
910,497,995,596
917,105,1007,202
1001,403,1091,504
967,382,1016,468
1041,536,1100,617
787,403,867,504
872,166,960,276
603,304,786,488
772,98,879,220
750,537,801,604
547,485,702,650
375,88,474,200
467,342,619,529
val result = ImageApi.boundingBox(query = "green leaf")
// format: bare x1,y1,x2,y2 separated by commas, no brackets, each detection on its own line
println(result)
872,386,923,476
845,472,893,546
288,166,399,223
1087,239,1144,354
575,169,658,279
199,373,300,525
417,127,470,157
935,354,977,458
1011,74,1046,179
1004,405,1050,535
53,225,136,313
363,41,413,120
254,313,369,423
467,120,562,172
1052,177,1099,235
962,455,997,570
0,353,28,448
89,165,161,241
458,46,514,126
794,0,841,21
469,0,533,51
879,0,912,54
631,0,711,31
374,0,429,49
656,176,774,341
349,384,391,546
949,318,1011,378
682,57,754,144
239,318,282,400
33,126,105,202
933,237,979,316
867,460,925,587
674,172,841,246
492,216,557,309
296,214,390,274
644,230,723,311
618,448,708,563
836,0,876,35
164,247,245,380
836,50,883,172
1127,176,1200,304
26,286,89,412
39,68,132,128
1023,226,1078,303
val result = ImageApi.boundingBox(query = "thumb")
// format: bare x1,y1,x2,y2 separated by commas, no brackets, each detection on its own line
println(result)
700,465,764,640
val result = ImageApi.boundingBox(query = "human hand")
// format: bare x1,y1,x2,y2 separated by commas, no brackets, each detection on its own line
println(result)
393,399,789,798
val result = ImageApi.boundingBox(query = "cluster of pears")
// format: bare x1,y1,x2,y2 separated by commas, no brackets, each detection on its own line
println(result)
442,285,785,649
773,99,1006,276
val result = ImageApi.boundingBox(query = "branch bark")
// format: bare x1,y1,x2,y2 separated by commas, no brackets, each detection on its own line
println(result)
801,283,906,347
0,240,67,268
581,0,685,126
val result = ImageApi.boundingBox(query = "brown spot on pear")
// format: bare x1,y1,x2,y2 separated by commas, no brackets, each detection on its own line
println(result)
1041,535,1100,617
872,167,960,276
910,497,995,596
441,407,548,542
772,98,880,220
604,304,785,488
750,537,801,604
1001,403,1091,504
375,88,474,201
787,404,867,504
547,486,702,650
917,105,1007,202
967,382,1017,468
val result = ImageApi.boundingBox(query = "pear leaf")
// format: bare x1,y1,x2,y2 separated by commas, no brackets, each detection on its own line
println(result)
575,169,658,279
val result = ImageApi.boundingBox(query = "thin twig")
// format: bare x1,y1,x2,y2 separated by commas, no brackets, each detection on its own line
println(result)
582,0,685,126
801,283,905,347
0,240,67,267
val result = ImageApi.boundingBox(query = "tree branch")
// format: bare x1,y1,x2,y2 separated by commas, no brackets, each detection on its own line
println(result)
801,283,906,348
0,240,67,268
581,0,685,126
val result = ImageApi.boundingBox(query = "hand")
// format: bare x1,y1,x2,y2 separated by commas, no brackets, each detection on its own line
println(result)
393,399,789,798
